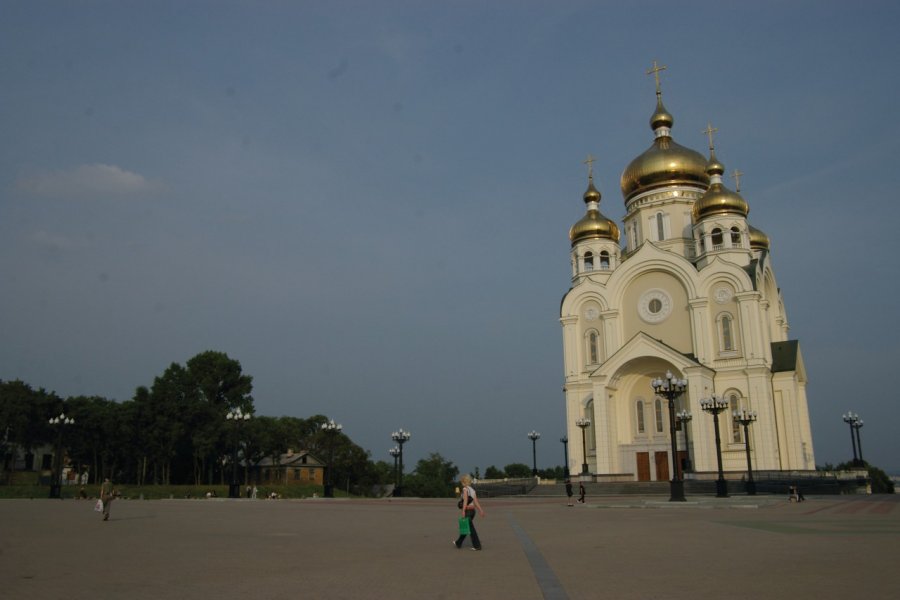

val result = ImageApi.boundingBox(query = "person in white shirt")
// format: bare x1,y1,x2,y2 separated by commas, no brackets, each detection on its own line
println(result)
453,474,485,550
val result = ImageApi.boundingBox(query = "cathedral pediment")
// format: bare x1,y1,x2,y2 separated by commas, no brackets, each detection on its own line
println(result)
592,331,709,381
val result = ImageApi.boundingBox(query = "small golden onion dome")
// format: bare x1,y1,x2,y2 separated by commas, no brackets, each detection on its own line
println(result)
650,95,674,130
569,209,620,245
706,148,725,177
620,137,710,202
748,224,770,250
583,177,601,203
692,152,749,221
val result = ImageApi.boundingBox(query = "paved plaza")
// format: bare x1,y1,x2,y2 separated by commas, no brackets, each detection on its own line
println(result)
1,493,898,599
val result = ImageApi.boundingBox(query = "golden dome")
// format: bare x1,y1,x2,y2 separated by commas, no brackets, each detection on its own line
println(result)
569,209,620,245
620,97,709,202
692,153,749,221
570,175,620,245
620,137,710,202
748,224,770,250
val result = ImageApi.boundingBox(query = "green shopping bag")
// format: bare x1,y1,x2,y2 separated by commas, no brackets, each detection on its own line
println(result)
458,516,470,535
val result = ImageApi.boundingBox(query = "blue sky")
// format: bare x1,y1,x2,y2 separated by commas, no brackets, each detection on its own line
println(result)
2,1,899,475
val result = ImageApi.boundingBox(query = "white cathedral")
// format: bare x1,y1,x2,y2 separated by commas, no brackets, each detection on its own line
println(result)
561,70,815,482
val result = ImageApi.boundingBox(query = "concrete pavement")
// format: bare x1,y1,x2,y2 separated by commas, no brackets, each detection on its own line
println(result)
1,494,898,599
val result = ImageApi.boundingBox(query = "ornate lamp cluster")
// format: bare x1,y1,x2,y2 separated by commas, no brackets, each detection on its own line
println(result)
842,412,865,466
527,431,541,476
575,417,591,476
390,428,411,496
225,408,251,498
321,419,343,497
699,394,729,497
48,412,75,499
733,408,758,495
651,372,688,502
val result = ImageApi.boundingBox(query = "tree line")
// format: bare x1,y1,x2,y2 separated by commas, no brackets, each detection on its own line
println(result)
0,350,391,493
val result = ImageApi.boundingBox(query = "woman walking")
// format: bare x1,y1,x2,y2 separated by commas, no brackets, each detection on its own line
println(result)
453,474,485,551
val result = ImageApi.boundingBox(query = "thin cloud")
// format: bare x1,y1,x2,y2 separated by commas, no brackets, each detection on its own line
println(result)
16,164,162,199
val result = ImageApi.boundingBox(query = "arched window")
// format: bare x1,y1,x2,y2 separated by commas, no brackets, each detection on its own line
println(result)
730,394,743,443
655,398,664,433
721,315,735,351
711,228,724,248
584,251,594,271
730,227,741,247
599,251,610,269
656,213,666,241
636,400,646,434
588,331,599,365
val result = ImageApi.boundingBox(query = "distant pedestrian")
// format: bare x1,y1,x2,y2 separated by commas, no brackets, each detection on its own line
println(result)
565,479,574,507
578,482,586,504
796,485,806,502
453,474,485,551
789,485,799,502
246,485,252,498
100,478,116,521
251,485,258,499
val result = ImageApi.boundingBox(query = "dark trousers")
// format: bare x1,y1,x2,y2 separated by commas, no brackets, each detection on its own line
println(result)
455,509,481,549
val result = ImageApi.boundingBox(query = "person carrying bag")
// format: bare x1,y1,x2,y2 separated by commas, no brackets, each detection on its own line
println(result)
452,474,485,551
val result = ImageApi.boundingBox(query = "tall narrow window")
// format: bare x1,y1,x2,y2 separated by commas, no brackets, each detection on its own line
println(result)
599,251,610,269
731,227,741,247
730,394,743,443
655,398,664,433
584,251,594,271
721,315,734,351
589,331,599,364
636,400,645,434
656,213,665,241
711,228,724,248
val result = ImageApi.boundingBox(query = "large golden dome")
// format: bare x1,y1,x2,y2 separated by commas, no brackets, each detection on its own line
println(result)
691,150,749,220
620,96,709,202
570,176,620,245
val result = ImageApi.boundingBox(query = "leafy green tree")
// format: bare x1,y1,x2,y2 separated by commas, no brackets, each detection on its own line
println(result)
484,465,505,479
503,463,532,478
404,453,459,497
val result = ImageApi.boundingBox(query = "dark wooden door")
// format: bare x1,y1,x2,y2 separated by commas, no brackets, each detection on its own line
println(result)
654,451,669,481
636,452,650,481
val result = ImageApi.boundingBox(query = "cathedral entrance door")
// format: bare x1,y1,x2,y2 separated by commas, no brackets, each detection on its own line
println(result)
654,451,669,481
636,452,651,481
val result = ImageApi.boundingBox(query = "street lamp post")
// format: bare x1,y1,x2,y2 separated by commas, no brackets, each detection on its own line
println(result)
321,419,343,498
527,431,541,476
843,412,864,466
700,394,730,498
225,408,251,498
391,428,411,497
389,446,400,492
733,408,758,495
651,371,688,502
842,412,859,465
575,418,591,476
676,410,693,474
560,436,569,478
48,413,74,499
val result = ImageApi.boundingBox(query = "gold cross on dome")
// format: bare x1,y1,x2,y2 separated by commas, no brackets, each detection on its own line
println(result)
702,122,718,151
730,169,744,192
583,154,596,178
647,60,667,94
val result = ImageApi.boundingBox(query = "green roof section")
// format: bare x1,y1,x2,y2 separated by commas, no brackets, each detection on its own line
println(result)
771,340,800,372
